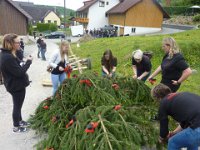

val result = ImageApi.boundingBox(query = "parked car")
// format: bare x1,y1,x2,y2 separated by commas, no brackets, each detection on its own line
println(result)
44,32,65,39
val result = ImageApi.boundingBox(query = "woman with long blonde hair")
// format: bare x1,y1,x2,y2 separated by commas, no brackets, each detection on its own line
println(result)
148,37,192,92
49,41,69,95
0,34,33,132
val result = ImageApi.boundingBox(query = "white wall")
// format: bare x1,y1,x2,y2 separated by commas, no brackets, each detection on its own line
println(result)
113,25,161,35
124,26,161,35
44,11,61,26
87,0,119,30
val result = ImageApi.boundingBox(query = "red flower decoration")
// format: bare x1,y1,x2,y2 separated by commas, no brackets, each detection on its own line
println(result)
43,105,49,110
66,116,76,128
72,74,78,78
85,122,99,133
64,66,73,79
149,78,156,85
80,79,92,87
114,105,121,111
112,83,119,90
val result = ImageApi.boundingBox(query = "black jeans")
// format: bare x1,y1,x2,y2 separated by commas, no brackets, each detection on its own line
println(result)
10,89,26,127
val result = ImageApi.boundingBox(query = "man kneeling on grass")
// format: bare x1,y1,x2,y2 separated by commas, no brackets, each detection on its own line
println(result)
151,83,200,150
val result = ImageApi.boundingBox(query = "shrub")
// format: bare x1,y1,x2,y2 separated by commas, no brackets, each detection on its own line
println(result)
163,6,187,15
193,14,200,22
49,23,58,32
37,23,50,32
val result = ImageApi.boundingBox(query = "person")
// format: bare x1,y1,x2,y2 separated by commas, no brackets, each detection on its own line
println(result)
40,39,47,61
49,41,69,96
20,38,25,50
33,31,36,40
36,35,42,58
151,83,200,150
0,34,33,133
132,49,152,82
101,49,117,78
148,37,192,92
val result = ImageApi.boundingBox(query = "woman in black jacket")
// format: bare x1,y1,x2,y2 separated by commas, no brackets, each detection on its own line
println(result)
0,34,33,133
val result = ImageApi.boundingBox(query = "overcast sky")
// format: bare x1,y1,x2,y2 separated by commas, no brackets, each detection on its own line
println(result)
13,0,85,10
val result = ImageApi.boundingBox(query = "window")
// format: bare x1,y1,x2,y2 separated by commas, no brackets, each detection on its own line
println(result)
132,28,136,33
48,20,51,23
99,1,105,7
106,2,109,5
54,21,57,24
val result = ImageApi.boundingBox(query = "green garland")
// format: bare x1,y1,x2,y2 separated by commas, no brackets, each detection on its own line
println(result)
29,73,161,150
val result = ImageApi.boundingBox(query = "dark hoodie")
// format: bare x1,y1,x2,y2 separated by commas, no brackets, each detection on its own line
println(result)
0,48,32,92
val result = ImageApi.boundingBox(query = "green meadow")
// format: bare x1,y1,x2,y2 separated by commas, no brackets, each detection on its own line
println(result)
72,29,200,94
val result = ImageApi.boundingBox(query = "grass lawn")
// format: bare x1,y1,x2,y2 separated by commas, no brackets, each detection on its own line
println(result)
72,29,200,95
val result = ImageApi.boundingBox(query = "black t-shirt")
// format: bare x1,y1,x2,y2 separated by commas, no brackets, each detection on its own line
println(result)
101,57,117,73
161,53,188,83
159,92,200,138
132,55,152,76
51,60,65,75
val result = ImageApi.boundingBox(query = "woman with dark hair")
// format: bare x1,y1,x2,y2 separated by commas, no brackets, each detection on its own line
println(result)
0,34,33,133
151,83,200,150
101,49,117,78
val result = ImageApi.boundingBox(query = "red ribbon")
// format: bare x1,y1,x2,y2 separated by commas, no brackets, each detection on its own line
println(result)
112,83,119,90
114,105,121,111
64,66,73,79
85,122,99,133
66,116,76,128
43,105,49,110
80,79,92,87
149,78,156,85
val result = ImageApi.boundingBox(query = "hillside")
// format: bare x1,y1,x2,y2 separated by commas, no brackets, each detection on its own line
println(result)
35,5,75,17
72,29,200,94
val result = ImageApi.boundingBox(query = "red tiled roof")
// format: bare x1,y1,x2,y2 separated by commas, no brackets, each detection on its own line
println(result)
77,0,98,12
107,0,170,18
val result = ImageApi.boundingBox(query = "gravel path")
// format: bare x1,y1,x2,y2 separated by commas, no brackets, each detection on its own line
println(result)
0,37,73,150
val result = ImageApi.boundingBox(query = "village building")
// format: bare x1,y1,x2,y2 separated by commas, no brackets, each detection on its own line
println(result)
76,0,169,35
15,2,61,27
106,0,170,35
0,0,32,35
76,0,120,30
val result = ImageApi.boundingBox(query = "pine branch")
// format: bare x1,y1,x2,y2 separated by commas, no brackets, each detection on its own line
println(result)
98,114,113,150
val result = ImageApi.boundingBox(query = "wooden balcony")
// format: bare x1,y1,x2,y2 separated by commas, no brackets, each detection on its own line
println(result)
75,17,89,23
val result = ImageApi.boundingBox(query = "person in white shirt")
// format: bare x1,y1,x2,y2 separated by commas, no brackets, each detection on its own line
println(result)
49,41,69,95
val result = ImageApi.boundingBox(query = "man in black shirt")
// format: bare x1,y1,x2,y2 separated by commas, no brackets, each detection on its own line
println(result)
132,49,151,82
151,83,200,150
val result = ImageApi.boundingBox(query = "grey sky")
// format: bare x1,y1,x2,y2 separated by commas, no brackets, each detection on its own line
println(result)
13,0,85,10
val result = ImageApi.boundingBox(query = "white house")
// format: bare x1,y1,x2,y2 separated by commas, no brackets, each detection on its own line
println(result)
76,0,119,30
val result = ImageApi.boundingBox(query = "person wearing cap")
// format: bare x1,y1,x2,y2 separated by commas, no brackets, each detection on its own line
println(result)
132,49,152,82
148,37,192,92
151,83,200,150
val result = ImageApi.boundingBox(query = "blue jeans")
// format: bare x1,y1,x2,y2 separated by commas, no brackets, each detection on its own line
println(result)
168,127,200,150
51,73,66,96
102,70,115,78
41,49,46,60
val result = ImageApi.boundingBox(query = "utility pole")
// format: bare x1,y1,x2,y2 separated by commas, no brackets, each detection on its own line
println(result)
64,0,66,30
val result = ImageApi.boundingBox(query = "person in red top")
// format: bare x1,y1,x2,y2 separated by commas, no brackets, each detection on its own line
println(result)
151,83,200,150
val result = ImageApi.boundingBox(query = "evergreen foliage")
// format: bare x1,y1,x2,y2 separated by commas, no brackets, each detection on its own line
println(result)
30,73,161,150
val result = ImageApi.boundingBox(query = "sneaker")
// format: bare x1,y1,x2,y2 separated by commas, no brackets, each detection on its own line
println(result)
13,126,27,133
19,120,31,127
